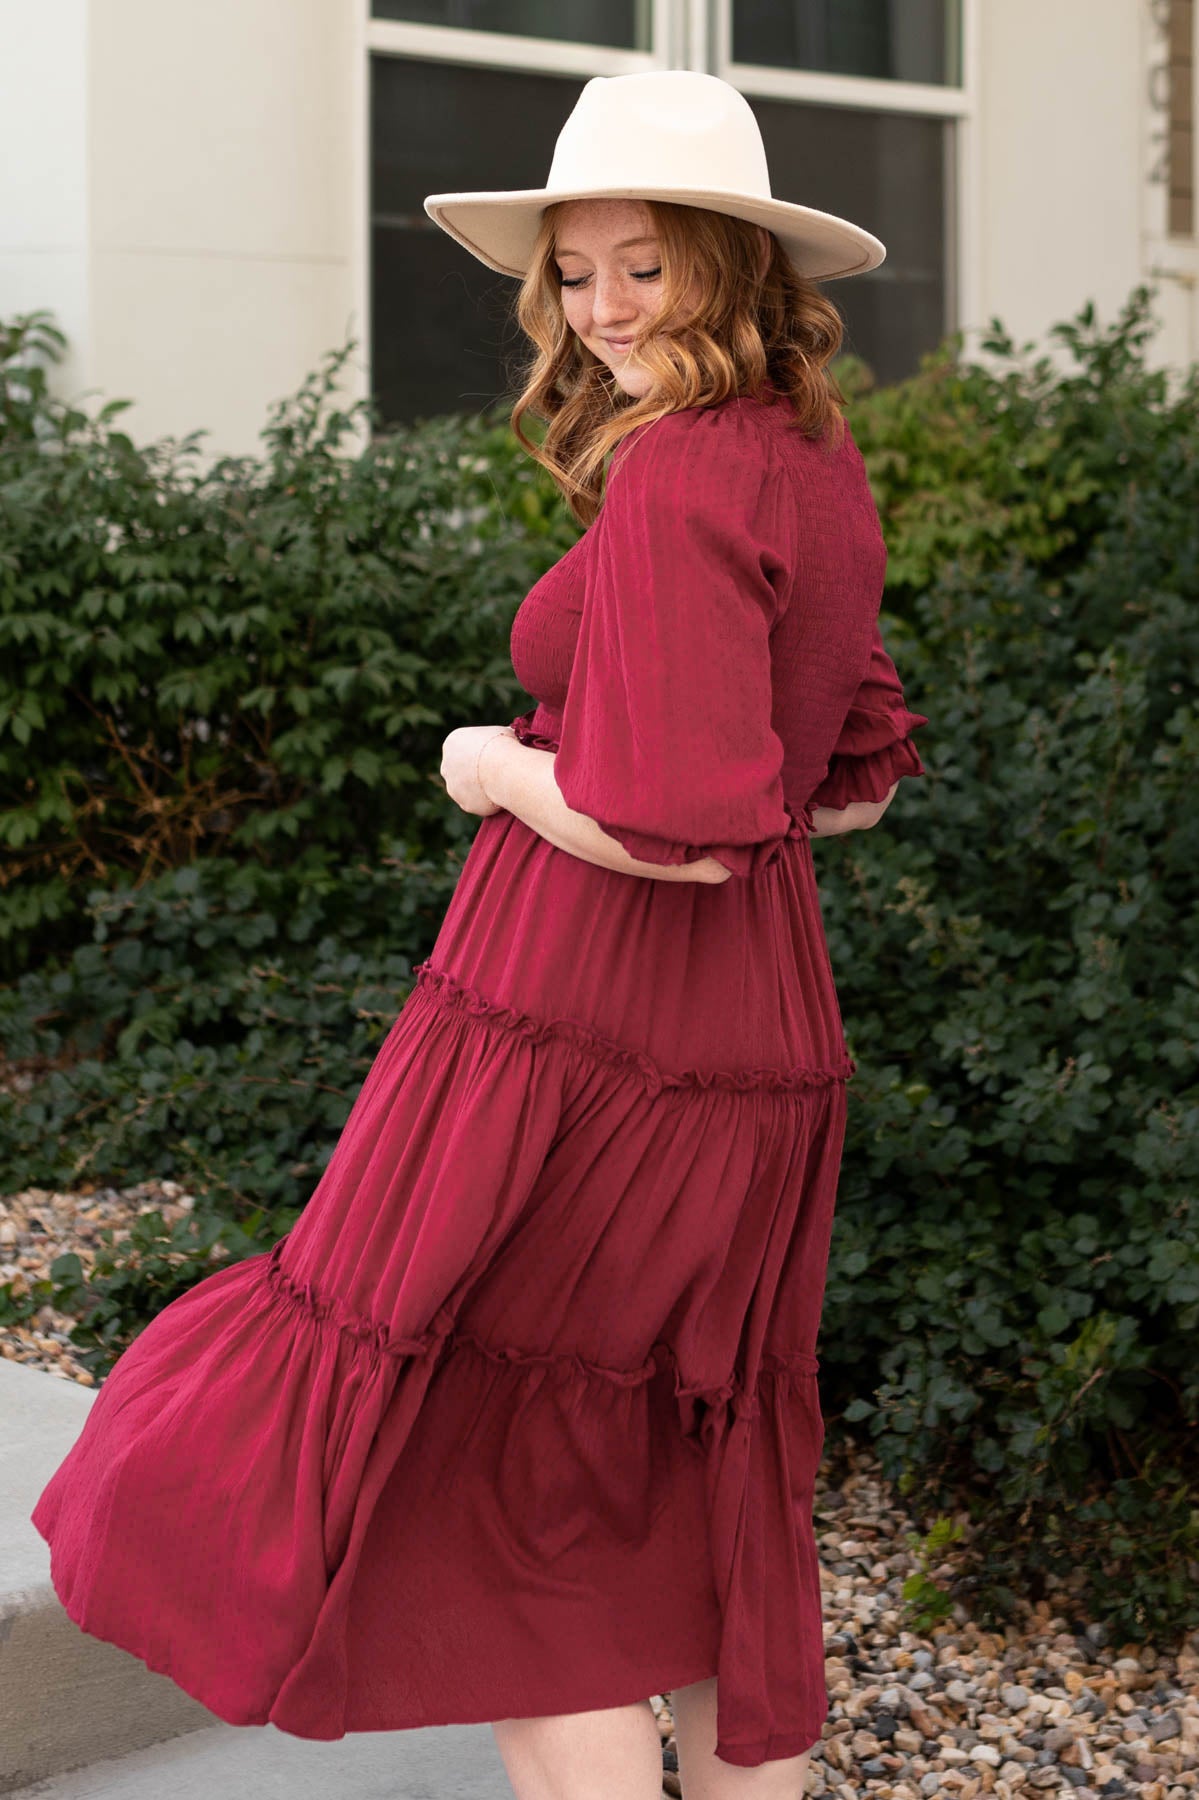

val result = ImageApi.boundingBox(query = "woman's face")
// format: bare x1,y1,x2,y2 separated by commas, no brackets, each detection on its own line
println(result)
552,199,695,400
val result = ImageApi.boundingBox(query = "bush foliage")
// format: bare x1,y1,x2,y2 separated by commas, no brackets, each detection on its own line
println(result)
1,289,1196,1644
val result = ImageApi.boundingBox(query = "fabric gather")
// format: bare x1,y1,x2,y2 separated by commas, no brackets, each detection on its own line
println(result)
414,958,856,1091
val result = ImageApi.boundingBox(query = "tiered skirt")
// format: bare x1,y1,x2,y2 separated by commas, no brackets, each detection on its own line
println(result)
32,796,854,1768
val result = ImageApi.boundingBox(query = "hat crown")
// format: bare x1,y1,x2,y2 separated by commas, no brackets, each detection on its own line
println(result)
546,70,773,201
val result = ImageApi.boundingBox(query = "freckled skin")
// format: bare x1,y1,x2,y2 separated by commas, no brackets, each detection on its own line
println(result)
552,196,764,400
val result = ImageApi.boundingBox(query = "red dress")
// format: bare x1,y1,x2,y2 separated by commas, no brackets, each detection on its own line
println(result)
31,385,929,1768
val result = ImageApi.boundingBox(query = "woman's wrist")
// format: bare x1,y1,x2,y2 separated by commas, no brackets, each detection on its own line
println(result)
476,727,518,805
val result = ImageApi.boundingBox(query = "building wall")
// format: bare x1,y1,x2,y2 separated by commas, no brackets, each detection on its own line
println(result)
0,0,1194,454
0,0,91,387
87,0,362,457
1,0,363,457
975,0,1195,373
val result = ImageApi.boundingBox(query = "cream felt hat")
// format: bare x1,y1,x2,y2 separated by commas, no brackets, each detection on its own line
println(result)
423,68,886,282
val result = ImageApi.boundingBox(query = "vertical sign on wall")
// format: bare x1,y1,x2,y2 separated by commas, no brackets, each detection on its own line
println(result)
1142,0,1197,357
1146,0,1194,239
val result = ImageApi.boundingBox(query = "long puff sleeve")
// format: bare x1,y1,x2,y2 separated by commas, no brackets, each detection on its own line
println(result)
550,412,797,880
807,620,929,811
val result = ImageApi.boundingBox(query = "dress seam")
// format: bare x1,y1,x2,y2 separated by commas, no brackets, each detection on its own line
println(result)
263,1240,822,1402
412,960,856,1094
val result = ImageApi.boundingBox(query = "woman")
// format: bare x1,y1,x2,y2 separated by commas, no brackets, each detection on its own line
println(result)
32,70,929,1800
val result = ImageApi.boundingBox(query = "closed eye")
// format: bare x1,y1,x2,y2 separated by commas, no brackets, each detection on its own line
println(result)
559,267,662,289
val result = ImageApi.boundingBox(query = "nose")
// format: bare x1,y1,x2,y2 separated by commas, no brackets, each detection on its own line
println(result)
588,273,639,330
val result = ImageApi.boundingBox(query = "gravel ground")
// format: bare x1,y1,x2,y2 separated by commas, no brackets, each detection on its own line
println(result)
5,1181,1197,1799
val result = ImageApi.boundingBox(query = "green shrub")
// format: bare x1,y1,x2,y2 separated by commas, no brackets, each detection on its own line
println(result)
0,313,576,978
1,288,1196,1645
818,287,1199,1642
0,856,431,1214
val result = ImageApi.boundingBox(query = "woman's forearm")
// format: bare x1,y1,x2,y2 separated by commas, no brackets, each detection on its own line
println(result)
477,733,727,882
476,733,890,872
811,783,900,836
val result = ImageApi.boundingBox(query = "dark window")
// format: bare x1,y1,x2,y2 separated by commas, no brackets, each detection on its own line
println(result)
370,0,649,50
371,55,588,426
733,0,962,87
749,93,948,389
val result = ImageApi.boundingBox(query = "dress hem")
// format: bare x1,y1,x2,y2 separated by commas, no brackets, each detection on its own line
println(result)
28,1541,824,1772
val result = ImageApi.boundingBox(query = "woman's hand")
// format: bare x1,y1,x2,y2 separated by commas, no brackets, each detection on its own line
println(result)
440,725,516,818
810,782,900,837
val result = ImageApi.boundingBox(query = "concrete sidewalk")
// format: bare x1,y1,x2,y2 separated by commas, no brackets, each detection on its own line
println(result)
0,1355,511,1798
5,1715,509,1800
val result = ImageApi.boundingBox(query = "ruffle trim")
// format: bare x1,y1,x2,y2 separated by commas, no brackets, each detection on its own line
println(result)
808,711,930,812
412,957,856,1093
263,1238,819,1425
265,1238,459,1360
509,709,815,878
509,708,561,753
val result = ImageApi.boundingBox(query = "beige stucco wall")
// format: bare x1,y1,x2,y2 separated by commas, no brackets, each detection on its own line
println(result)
87,0,363,456
1,0,1194,452
971,0,1195,379
0,0,91,389
0,0,363,458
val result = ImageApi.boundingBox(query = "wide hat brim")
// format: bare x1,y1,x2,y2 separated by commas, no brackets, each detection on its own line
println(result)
423,185,886,282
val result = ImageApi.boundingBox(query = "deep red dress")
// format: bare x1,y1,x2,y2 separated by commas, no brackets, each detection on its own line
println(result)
31,383,929,1768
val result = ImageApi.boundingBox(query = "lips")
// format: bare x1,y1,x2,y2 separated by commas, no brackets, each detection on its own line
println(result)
604,337,635,350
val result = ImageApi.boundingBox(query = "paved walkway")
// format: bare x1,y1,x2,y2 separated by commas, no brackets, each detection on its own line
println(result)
8,1715,510,1800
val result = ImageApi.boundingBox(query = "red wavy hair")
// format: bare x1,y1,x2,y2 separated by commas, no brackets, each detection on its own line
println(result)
507,197,850,528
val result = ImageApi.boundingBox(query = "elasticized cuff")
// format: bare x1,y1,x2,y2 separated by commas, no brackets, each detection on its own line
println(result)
808,726,927,811
584,797,815,880
593,819,781,880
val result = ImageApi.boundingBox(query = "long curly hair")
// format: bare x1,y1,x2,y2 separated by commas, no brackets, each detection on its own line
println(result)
508,197,849,529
